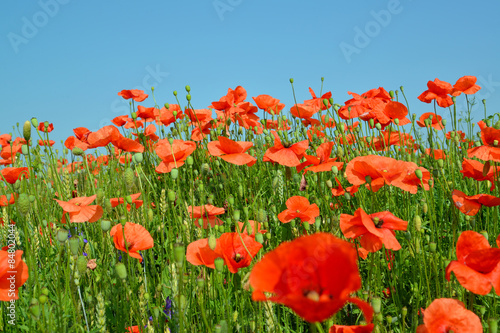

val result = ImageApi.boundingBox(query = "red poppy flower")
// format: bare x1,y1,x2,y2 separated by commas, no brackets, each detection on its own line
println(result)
118,89,148,102
38,122,54,133
0,194,16,207
278,196,320,224
445,230,500,295
345,155,405,192
424,148,446,160
38,139,55,146
110,193,143,212
207,136,256,166
328,298,374,332
159,104,184,127
155,139,196,173
136,105,159,122
187,205,225,228
416,298,482,333
297,142,343,173
211,86,247,112
110,222,154,263
263,132,309,167
250,233,370,323
338,87,392,120
416,112,445,130
252,94,285,115
460,158,498,189
451,189,500,216
54,194,103,223
0,167,29,184
0,249,29,301
451,76,481,97
186,232,262,273
290,103,319,120
304,87,332,111
340,208,408,256
467,125,500,162
418,78,454,108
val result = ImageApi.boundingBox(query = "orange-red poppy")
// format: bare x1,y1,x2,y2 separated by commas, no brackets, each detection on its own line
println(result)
467,125,500,162
460,158,498,190
187,205,225,228
451,189,500,216
250,233,370,323
237,220,266,237
451,76,481,97
118,89,148,102
445,230,500,295
417,78,454,108
424,148,446,160
278,196,320,224
290,103,319,120
416,112,445,130
416,298,482,333
263,132,309,167
252,94,285,115
110,193,143,212
136,105,159,122
338,87,392,120
155,139,196,173
38,139,55,146
0,249,29,301
298,142,343,173
54,194,103,223
110,222,154,263
159,104,184,127
0,194,16,207
0,167,29,184
340,208,408,256
38,122,54,133
345,155,405,192
186,232,262,273
207,136,256,166
328,298,374,332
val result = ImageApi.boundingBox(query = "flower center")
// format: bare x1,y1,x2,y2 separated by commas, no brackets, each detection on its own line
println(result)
234,253,243,263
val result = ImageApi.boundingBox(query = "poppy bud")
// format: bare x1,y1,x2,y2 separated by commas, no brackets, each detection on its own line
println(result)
480,230,489,241
494,121,500,130
124,167,135,190
125,195,133,205
389,90,395,98
38,293,48,305
22,120,32,142
238,184,243,198
115,263,127,280
414,169,423,180
186,94,191,101
325,180,333,189
171,168,179,180
394,118,400,125
69,236,80,256
100,220,111,232
133,152,143,164
441,119,447,126
18,193,30,216
131,112,137,120
30,298,41,320
289,78,294,83
368,118,375,128
488,318,498,333
22,144,29,155
214,257,225,272
77,255,87,274
422,203,428,214
173,91,177,97
371,297,381,314
174,243,185,266
72,147,84,156
414,215,422,231
429,242,436,253
233,210,240,221
365,175,372,184
57,228,69,243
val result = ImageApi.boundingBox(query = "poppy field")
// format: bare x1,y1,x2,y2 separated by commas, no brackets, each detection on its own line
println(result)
1,76,500,332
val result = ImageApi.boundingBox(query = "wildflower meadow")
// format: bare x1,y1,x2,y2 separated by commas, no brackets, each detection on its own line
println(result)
1,75,500,332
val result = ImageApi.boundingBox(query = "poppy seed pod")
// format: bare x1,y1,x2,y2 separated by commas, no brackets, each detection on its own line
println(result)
171,168,179,180
30,298,41,319
115,263,127,280
57,228,69,243
68,236,80,256
186,156,194,166
255,233,264,244
488,318,498,333
167,190,176,202
133,152,143,164
21,145,29,155
371,297,382,314
415,169,423,180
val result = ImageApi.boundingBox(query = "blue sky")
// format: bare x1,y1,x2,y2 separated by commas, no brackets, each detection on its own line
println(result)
1,0,499,146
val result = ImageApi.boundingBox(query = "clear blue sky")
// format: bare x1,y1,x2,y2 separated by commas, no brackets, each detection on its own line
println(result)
1,0,499,146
